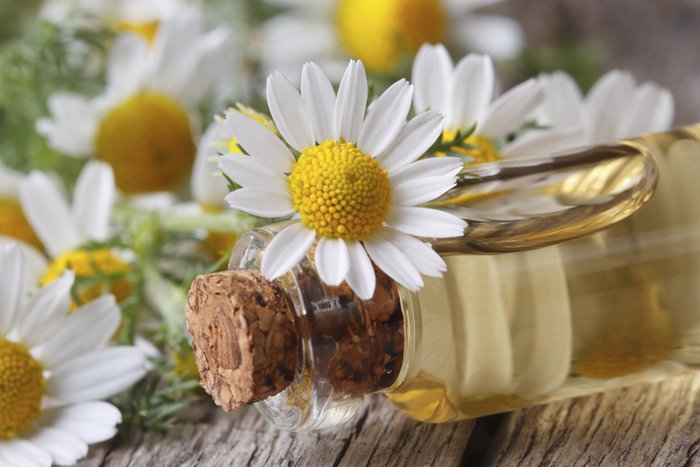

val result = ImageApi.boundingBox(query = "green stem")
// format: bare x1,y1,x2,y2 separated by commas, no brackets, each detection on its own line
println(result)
113,202,262,235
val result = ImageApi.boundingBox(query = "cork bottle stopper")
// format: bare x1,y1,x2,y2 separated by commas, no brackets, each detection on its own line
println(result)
185,270,298,411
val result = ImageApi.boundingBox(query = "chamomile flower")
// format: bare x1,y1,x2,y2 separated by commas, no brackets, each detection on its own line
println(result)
539,69,674,145
220,60,466,299
19,161,132,305
259,0,524,79
0,244,146,467
36,11,236,194
412,44,585,163
40,0,187,43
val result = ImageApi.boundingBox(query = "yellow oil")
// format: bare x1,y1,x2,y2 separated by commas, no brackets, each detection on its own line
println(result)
385,125,700,422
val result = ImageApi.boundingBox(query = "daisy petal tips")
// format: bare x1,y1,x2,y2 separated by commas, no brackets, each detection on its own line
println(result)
220,60,467,300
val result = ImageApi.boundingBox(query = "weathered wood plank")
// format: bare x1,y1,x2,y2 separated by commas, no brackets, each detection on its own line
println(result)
75,395,474,467
483,373,700,466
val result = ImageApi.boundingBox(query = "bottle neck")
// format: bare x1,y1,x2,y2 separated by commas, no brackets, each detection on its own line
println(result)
228,223,405,430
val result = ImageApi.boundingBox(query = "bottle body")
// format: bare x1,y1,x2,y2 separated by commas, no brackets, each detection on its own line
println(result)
227,125,700,429
386,125,700,422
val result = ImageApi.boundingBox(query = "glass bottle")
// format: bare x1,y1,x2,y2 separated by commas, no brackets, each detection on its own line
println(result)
186,124,700,431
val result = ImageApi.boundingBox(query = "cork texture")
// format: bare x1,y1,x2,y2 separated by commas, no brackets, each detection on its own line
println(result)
185,270,298,411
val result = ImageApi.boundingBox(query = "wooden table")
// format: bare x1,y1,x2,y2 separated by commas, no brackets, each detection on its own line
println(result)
77,1,700,465
76,372,699,466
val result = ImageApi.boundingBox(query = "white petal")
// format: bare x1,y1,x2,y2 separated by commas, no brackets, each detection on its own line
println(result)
315,237,349,286
623,82,674,136
225,111,296,172
16,271,73,348
39,402,121,444
225,188,294,218
378,111,445,172
480,78,543,139
20,171,82,256
344,242,376,300
386,206,466,238
0,244,26,335
260,223,315,279
364,233,423,291
48,346,147,402
381,228,446,277
450,14,524,61
219,154,287,192
106,35,150,98
267,72,316,152
39,295,120,368
448,54,494,130
539,71,583,127
191,121,233,207
412,44,453,114
393,176,457,207
389,156,463,187
25,427,88,466
0,439,52,467
71,161,115,242
334,60,368,143
0,237,47,292
301,62,336,143
259,17,339,75
357,80,413,156
585,70,636,143
35,93,97,158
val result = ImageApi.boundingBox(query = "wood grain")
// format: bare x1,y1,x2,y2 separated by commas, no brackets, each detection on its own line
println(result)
483,373,700,466
75,396,474,467
75,373,700,466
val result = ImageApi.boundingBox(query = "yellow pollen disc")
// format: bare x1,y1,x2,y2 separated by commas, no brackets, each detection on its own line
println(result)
95,92,195,194
337,0,446,73
289,140,392,241
442,131,501,165
41,249,132,307
0,339,44,440
115,21,160,43
0,198,43,250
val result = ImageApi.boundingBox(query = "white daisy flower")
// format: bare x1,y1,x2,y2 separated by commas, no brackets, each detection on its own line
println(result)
220,60,467,299
539,69,674,145
0,164,48,281
40,0,187,41
259,0,524,80
19,161,133,305
36,11,236,194
0,244,147,467
412,43,584,163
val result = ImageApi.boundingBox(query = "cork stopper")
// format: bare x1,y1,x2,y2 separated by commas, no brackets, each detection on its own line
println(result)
185,270,298,411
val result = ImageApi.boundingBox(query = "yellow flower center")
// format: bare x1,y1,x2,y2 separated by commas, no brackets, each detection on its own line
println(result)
289,140,392,241
0,339,44,440
442,131,501,164
41,249,132,307
95,92,195,194
0,198,43,251
337,0,446,73
115,21,159,43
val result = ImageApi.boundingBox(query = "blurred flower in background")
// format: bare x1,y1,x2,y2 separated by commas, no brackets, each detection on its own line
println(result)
258,0,524,80
36,10,236,194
